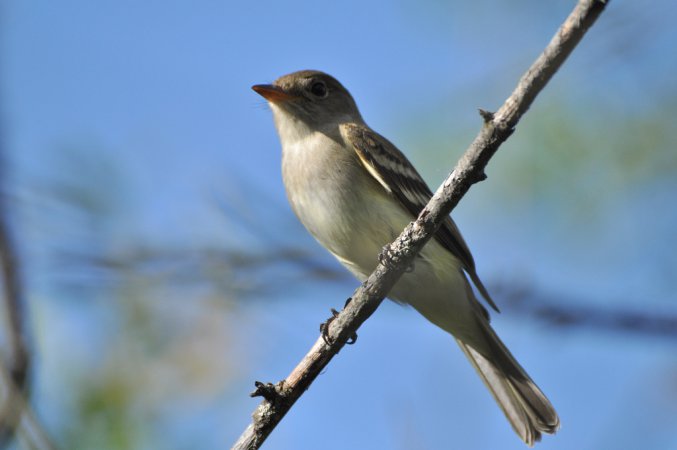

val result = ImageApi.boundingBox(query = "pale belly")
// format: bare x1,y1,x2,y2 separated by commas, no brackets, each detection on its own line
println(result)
281,132,408,277
280,129,479,342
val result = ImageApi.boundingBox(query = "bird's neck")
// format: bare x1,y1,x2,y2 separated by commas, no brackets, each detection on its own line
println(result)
271,106,318,149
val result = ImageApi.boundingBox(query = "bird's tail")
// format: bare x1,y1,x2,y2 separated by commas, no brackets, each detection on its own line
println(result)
456,321,560,446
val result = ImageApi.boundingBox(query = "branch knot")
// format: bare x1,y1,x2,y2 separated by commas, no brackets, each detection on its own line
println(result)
250,381,286,405
478,108,495,123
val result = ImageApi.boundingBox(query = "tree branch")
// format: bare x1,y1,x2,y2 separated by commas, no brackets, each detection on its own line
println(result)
232,1,610,448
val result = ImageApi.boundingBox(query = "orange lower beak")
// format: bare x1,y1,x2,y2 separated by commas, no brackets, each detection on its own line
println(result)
252,84,296,103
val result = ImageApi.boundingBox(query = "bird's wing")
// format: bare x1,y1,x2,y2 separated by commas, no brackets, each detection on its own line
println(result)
340,123,498,312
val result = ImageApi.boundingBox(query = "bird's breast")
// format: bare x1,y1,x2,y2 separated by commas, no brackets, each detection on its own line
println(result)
281,131,411,279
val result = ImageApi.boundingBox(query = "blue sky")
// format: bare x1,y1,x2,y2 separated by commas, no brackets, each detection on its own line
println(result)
3,1,677,449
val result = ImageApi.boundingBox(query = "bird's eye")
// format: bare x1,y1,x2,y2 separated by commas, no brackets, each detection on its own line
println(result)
309,81,328,98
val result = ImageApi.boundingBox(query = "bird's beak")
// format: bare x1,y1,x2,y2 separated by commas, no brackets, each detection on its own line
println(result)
252,84,297,103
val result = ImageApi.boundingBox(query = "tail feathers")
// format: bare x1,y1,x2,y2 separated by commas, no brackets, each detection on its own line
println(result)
456,334,560,446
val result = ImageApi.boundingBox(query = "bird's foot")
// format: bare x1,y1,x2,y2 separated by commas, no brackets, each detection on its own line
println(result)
319,307,357,345
378,245,396,268
320,308,340,345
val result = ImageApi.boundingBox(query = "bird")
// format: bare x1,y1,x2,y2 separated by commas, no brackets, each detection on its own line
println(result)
252,70,559,446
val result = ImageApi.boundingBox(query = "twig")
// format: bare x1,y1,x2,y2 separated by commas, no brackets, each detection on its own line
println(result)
232,1,610,448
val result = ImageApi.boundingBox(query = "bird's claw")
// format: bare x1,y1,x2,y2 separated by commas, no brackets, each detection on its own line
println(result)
378,245,395,268
319,307,358,345
320,308,340,345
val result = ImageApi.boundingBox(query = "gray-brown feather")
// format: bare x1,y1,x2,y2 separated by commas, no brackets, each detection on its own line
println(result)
341,122,499,313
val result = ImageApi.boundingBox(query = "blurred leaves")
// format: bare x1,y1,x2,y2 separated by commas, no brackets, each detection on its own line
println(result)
407,89,677,227
13,144,348,449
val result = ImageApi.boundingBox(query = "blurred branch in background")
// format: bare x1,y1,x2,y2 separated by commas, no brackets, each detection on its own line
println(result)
55,245,347,301
493,282,677,340
42,161,349,300
0,102,31,446
62,245,677,341
0,364,55,450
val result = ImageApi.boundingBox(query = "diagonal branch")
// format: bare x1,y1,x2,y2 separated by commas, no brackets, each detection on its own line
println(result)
232,1,610,448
